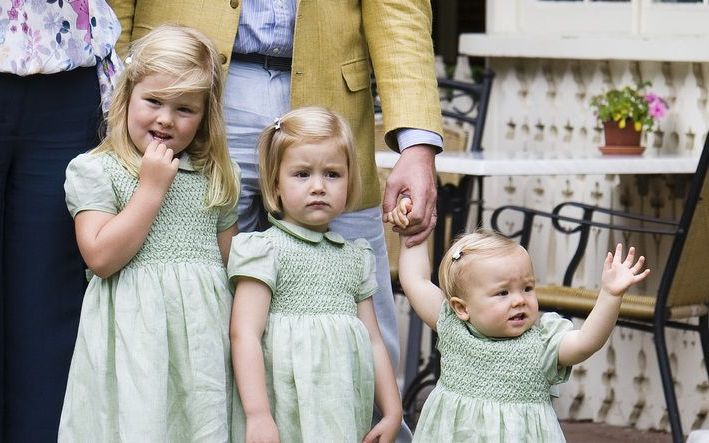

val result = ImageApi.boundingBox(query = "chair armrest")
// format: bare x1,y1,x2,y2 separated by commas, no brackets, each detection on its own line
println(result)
491,203,679,286
553,201,679,227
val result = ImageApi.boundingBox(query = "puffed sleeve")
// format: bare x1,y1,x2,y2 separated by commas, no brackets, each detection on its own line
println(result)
539,312,575,385
216,161,241,232
227,232,277,294
354,238,377,302
64,153,117,218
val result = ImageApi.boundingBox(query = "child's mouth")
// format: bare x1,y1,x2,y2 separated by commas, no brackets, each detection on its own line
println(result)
508,313,526,321
150,130,172,142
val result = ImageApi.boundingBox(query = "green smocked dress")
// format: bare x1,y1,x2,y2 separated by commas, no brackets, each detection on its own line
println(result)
58,152,238,442
413,302,574,443
228,216,377,443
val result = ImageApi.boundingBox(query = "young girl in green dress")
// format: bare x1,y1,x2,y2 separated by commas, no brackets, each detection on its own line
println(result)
228,106,402,442
387,198,650,442
59,25,240,441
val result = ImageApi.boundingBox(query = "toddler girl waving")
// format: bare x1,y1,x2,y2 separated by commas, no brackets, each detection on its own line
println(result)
59,25,240,441
229,107,402,442
387,198,649,442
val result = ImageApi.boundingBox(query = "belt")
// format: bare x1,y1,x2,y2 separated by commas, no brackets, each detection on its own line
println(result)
231,52,292,71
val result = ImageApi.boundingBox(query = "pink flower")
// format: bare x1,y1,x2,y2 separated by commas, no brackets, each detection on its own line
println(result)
649,101,667,119
645,94,668,120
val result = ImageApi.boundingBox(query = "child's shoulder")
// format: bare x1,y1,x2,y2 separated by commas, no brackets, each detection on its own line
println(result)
68,151,108,169
232,229,277,255
535,312,574,341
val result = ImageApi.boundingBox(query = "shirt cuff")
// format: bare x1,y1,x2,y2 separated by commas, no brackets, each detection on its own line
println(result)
397,128,443,154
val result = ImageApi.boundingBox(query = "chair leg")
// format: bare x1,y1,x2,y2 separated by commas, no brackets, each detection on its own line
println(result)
403,310,423,395
654,326,684,443
699,315,709,382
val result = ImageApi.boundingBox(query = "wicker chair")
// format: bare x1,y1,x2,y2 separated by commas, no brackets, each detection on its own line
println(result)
490,134,709,443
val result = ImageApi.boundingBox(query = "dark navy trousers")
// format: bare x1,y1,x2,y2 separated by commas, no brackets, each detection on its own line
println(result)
0,67,100,442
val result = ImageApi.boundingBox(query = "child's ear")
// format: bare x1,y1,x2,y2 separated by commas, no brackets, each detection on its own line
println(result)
449,296,469,321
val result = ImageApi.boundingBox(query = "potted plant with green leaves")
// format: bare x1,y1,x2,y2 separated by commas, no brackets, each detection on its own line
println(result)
590,82,669,155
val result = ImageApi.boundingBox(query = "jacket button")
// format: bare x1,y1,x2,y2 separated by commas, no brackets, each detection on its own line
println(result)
219,53,228,65
230,0,239,8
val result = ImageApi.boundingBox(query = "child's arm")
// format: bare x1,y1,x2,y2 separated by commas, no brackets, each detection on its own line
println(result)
218,224,238,265
74,141,178,278
558,244,650,367
386,197,444,330
230,278,280,442
358,300,403,443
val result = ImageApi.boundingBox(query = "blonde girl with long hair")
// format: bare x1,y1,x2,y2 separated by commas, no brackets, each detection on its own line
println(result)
228,106,402,442
58,25,239,441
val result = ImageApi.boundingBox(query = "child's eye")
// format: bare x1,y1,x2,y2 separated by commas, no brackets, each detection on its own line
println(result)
524,286,535,292
325,171,341,179
178,107,194,114
294,171,309,178
495,290,509,296
146,98,161,105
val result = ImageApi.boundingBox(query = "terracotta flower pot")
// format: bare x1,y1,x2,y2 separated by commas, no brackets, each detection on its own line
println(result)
600,120,644,155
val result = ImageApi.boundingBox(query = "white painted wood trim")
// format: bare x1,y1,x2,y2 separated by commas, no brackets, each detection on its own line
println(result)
375,150,699,176
459,33,709,62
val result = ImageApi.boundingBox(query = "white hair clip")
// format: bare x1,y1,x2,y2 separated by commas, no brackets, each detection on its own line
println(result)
124,56,132,65
451,248,463,261
273,117,281,130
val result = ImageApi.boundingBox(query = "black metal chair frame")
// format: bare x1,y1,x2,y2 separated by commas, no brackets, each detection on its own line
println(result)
489,136,709,443
374,69,495,425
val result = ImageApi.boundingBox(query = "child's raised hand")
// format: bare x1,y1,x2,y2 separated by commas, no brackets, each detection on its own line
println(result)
601,243,650,297
384,196,413,230
139,140,180,193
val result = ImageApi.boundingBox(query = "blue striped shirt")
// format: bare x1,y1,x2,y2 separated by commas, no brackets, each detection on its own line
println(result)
234,0,442,151
233,0,296,57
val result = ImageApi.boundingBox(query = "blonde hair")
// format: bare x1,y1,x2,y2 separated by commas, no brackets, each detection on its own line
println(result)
257,106,361,216
438,228,523,301
94,24,238,209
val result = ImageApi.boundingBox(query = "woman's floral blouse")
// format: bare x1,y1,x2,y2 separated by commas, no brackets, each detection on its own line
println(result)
0,0,123,112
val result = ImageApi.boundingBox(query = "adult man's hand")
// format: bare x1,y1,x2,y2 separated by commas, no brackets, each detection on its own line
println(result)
382,144,437,247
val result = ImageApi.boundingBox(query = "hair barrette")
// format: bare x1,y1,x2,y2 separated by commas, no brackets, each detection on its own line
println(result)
273,117,281,130
451,248,463,261
124,56,132,65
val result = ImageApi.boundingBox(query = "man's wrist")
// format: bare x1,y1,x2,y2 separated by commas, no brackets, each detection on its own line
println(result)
400,143,437,159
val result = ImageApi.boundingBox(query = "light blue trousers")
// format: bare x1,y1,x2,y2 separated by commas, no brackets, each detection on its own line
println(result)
224,63,410,439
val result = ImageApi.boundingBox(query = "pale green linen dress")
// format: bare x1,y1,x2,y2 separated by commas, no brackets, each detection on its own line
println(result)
58,152,238,442
228,216,377,443
413,303,574,443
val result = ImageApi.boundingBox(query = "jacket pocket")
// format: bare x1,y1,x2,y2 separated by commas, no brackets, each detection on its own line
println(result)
341,59,371,92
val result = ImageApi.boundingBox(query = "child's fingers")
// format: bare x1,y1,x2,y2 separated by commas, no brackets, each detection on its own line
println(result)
633,268,651,283
162,147,174,162
623,246,636,266
630,255,646,274
612,243,623,264
398,196,412,212
604,251,613,270
392,210,409,228
361,427,381,443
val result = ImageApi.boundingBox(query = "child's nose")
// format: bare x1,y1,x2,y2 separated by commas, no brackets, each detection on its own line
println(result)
510,292,526,306
157,109,174,127
310,176,325,193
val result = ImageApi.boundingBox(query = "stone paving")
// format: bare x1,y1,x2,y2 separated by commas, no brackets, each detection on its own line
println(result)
561,421,672,443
